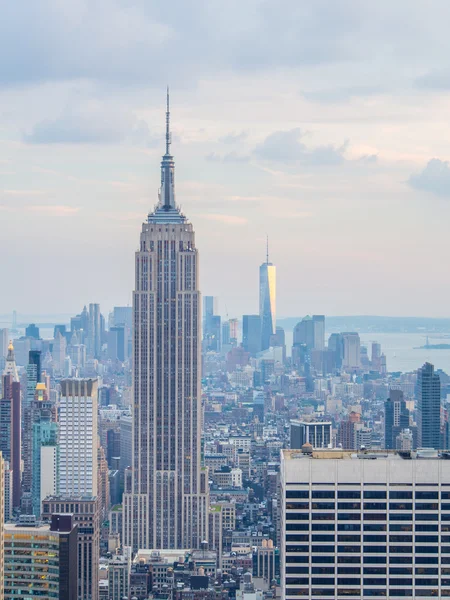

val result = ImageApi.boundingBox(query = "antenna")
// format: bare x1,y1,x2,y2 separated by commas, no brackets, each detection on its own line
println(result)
266,234,269,264
165,86,171,155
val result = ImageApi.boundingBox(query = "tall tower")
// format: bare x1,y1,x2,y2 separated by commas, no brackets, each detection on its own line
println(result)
259,238,276,351
417,362,441,449
123,91,209,551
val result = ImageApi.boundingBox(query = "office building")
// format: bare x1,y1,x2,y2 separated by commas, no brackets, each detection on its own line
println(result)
384,389,411,450
32,382,58,517
0,453,3,598
242,315,261,356
43,496,100,600
328,333,344,369
281,448,450,600
25,323,40,339
3,343,18,383
0,329,8,360
312,315,325,351
89,303,102,359
4,514,78,600
52,331,66,375
290,420,332,449
260,240,276,351
123,92,209,551
417,362,441,449
108,325,127,362
203,296,219,338
342,332,361,371
59,378,98,496
22,350,41,503
1,374,21,511
293,316,315,351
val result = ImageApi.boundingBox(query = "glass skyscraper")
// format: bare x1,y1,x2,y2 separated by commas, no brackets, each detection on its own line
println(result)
259,241,276,351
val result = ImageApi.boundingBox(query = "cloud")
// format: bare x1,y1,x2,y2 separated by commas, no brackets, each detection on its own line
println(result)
219,131,248,144
303,85,383,104
415,70,450,90
2,189,47,196
24,104,158,146
199,213,248,225
205,152,250,163
30,205,80,215
254,128,348,165
359,154,378,164
409,159,450,197
0,1,373,89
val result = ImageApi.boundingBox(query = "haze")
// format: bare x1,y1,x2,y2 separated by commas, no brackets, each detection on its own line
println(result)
1,1,450,318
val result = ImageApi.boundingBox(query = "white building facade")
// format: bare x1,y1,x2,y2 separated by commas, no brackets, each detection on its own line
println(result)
281,448,450,600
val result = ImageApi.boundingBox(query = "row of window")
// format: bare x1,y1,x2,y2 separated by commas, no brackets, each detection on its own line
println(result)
287,501,450,510
285,589,448,598
286,512,449,521
286,577,450,586
286,522,445,531
286,567,450,575
286,555,450,564
287,490,450,499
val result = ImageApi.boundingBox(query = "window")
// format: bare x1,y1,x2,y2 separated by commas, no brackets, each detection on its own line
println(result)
389,535,412,543
364,524,387,531
364,534,386,542
390,491,412,499
312,490,335,499
364,491,387,499
337,578,360,585
389,502,412,510
338,567,360,574
364,567,386,574
338,491,361,499
286,490,309,499
312,523,335,531
364,502,387,510
312,502,335,510
286,502,309,510
312,567,334,574
338,502,361,510
312,556,335,563
312,534,335,542
416,491,438,499
364,578,387,586
415,502,438,510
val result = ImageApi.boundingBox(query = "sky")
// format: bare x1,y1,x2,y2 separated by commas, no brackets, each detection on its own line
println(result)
2,0,450,319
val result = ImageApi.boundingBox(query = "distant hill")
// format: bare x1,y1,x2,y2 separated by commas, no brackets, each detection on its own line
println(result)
277,316,450,333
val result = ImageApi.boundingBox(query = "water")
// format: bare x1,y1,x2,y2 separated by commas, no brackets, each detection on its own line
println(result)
284,331,450,374
359,332,450,374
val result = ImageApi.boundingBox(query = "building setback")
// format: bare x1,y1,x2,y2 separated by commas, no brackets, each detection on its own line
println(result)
123,91,209,551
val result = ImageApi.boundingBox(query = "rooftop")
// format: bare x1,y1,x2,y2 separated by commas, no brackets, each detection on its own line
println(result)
282,448,448,461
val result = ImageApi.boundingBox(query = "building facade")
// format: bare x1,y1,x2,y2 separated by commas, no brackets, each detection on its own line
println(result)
4,514,77,600
59,378,98,496
123,92,209,551
259,246,276,352
281,448,450,600
417,362,441,449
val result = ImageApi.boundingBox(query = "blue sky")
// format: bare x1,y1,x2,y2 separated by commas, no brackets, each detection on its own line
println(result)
2,1,450,318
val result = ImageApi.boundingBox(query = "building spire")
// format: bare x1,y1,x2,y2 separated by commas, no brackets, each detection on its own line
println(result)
165,86,171,156
266,234,269,264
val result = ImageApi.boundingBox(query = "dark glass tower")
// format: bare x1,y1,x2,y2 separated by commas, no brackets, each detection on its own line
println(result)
417,362,441,449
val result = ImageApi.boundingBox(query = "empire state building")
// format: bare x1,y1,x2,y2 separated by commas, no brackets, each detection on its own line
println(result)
123,92,209,551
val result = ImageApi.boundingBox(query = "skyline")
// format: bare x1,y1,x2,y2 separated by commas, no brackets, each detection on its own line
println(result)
3,2,450,316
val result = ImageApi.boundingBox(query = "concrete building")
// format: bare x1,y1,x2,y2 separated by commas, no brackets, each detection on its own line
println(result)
4,514,77,600
123,92,209,551
281,448,450,600
342,332,361,371
384,389,411,450
290,420,332,449
59,378,98,496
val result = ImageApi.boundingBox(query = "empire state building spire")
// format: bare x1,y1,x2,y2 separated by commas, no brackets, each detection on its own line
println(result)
149,88,185,223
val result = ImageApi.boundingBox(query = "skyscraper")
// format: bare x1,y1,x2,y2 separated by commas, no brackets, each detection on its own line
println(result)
88,303,102,358
242,315,261,356
417,362,441,449
312,315,325,350
59,379,98,496
342,331,361,371
259,239,276,351
123,92,209,551
384,389,411,450
0,329,8,359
